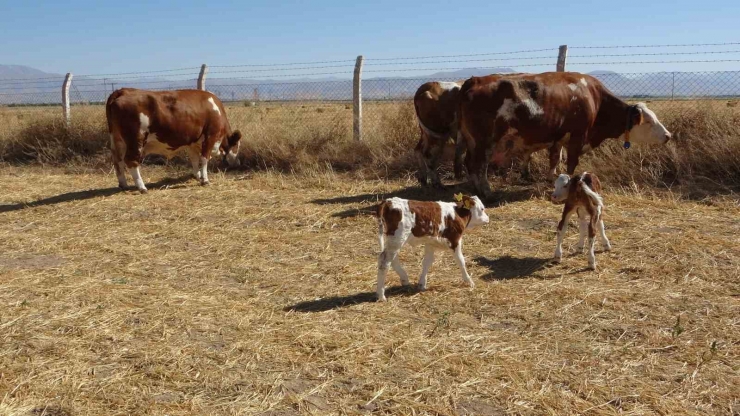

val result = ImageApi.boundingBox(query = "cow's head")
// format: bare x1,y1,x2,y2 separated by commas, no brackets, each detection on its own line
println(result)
551,174,570,204
455,193,489,228
220,130,242,167
624,103,672,147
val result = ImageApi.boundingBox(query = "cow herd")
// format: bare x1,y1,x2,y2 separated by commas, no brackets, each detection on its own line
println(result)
103,71,672,302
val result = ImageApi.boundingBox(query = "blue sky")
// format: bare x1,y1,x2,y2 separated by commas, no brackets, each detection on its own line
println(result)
2,0,739,78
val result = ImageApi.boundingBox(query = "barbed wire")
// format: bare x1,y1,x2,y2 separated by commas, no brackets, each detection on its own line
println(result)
209,64,354,74
364,48,557,62
210,59,357,68
568,59,740,65
208,72,351,80
75,67,202,77
569,50,740,58
364,56,558,66
570,42,740,49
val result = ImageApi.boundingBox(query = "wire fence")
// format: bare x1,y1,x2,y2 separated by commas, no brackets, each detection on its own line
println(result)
1,42,739,144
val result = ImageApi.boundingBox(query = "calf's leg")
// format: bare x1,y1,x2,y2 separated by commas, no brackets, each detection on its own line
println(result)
417,245,435,291
576,207,588,252
554,205,574,262
452,242,474,288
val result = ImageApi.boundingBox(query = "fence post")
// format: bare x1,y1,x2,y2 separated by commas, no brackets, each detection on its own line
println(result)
353,55,364,141
556,45,568,72
197,64,208,91
62,73,73,127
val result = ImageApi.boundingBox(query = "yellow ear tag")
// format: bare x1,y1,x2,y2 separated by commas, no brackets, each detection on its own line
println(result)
453,193,463,202
463,199,473,209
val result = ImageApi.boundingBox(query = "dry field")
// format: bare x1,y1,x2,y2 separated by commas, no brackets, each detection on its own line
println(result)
0,165,738,415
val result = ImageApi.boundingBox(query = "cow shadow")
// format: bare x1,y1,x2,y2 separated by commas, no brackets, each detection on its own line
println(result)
284,285,420,313
312,184,538,219
474,255,553,281
0,175,193,214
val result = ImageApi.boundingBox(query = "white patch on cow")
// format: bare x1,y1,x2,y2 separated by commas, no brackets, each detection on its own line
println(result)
388,198,415,238
438,81,462,91
466,196,489,228
208,97,221,115
571,96,578,102
558,117,565,128
580,78,588,87
211,140,222,157
437,202,456,233
568,83,578,91
131,166,147,192
522,99,544,118
226,150,239,167
138,113,150,135
497,99,517,121
200,156,209,184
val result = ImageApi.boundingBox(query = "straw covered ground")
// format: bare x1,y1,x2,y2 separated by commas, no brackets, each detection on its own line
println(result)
0,166,738,415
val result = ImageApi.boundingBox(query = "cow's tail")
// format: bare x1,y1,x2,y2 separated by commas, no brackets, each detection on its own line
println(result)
376,202,387,252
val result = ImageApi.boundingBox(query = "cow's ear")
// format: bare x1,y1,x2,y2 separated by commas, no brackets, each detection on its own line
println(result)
463,197,474,210
627,105,643,130
453,193,463,202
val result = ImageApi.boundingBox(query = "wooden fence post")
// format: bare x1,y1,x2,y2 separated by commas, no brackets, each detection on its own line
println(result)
556,45,568,72
197,64,208,91
353,55,364,141
62,73,73,127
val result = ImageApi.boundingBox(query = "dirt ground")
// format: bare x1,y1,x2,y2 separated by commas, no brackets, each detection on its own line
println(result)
0,166,738,415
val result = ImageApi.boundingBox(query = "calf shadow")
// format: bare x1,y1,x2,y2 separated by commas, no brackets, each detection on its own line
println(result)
313,184,538,219
474,255,552,281
284,285,419,313
0,175,193,214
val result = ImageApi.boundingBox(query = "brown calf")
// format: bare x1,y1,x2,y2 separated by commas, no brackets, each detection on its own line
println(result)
551,172,611,270
374,194,489,302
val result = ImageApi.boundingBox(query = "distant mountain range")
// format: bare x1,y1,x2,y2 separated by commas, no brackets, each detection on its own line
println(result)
2,64,739,105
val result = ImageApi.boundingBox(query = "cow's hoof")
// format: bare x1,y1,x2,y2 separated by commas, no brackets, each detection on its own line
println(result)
201,181,210,186
377,296,387,302
138,188,148,194
417,284,427,292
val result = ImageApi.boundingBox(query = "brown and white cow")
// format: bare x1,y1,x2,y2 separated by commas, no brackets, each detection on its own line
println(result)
374,194,489,302
106,88,242,193
551,172,611,270
459,72,672,197
414,81,466,187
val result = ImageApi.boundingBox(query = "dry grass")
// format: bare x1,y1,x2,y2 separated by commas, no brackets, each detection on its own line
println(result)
0,166,738,415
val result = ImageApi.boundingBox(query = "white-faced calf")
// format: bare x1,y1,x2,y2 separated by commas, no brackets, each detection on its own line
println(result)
551,172,611,269
374,194,489,302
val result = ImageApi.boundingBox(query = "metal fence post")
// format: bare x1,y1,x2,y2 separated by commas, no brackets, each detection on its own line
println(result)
62,73,73,127
353,55,364,141
556,45,568,72
197,64,208,91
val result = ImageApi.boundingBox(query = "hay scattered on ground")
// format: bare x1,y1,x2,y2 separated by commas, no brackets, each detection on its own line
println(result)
1,166,738,415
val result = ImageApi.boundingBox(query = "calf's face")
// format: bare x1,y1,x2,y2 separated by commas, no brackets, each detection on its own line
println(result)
465,195,489,228
627,103,672,145
551,174,570,203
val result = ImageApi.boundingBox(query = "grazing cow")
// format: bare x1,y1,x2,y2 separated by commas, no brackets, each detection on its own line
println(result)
551,172,611,270
414,81,466,187
459,72,672,197
106,88,242,193
374,193,489,302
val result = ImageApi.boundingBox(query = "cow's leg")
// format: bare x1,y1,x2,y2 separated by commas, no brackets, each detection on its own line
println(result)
576,207,588,252
520,151,533,181
467,148,493,198
566,136,584,175
554,204,574,262
109,134,128,189
453,131,466,180
377,236,407,302
414,129,431,187
199,157,210,185
597,218,612,251
130,165,147,193
188,146,202,180
548,143,564,178
391,255,410,286
452,242,474,289
417,245,435,291
587,213,598,270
